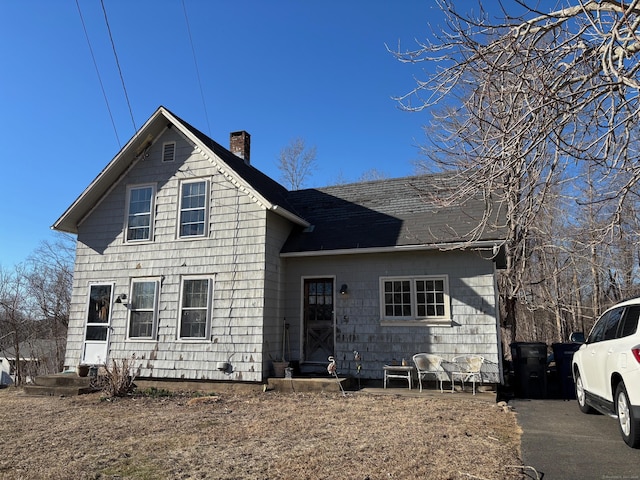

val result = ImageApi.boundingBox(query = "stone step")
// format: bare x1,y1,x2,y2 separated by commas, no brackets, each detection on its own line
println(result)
32,374,92,388
22,385,97,396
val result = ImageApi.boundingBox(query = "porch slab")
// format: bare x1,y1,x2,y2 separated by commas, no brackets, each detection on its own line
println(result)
267,376,353,393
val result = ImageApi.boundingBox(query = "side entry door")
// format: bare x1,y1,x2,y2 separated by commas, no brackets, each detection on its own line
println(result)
82,283,114,365
303,278,335,364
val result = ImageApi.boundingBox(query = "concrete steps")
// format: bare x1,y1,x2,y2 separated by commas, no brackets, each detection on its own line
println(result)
22,374,98,396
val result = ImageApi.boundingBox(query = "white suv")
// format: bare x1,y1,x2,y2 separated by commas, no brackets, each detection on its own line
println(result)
572,298,640,448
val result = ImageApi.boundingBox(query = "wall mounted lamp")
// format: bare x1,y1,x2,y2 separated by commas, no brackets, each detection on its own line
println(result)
115,294,128,304
340,284,348,295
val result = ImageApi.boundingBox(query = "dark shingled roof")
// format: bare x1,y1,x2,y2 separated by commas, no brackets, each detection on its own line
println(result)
281,174,507,253
167,109,303,218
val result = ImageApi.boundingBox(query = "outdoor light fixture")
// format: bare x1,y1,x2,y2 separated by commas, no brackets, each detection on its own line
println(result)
115,294,128,304
340,284,348,295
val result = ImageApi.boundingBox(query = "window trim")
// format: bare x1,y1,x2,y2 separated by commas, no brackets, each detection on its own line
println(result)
178,275,214,341
177,178,209,239
379,275,451,326
124,184,156,243
127,278,161,341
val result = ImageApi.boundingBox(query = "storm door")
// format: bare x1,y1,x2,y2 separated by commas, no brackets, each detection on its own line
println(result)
82,283,114,365
303,278,335,363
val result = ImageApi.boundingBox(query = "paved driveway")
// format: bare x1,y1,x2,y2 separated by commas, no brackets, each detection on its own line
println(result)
512,399,640,479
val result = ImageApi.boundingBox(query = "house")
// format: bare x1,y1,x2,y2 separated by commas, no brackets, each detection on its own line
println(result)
0,338,64,385
53,106,507,385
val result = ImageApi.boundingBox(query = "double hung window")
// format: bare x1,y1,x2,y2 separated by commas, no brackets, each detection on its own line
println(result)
179,276,213,339
380,275,450,324
128,279,160,339
125,185,155,242
179,180,208,238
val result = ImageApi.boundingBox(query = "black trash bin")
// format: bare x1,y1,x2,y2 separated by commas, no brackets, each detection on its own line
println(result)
510,342,548,399
552,343,582,400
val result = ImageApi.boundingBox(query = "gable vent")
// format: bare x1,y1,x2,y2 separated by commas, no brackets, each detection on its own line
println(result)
162,142,176,162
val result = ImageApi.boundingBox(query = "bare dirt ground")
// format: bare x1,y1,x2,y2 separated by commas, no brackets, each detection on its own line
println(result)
0,387,522,480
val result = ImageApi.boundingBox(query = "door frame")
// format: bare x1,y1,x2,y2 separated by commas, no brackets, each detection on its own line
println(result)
300,275,336,364
82,282,115,365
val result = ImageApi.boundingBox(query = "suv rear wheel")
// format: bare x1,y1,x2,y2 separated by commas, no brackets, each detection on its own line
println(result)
615,382,640,448
575,370,594,414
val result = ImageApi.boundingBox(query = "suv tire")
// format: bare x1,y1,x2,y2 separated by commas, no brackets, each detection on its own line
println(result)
615,382,640,448
575,370,594,414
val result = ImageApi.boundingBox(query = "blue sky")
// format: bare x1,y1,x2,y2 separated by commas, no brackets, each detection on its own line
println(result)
0,1,457,267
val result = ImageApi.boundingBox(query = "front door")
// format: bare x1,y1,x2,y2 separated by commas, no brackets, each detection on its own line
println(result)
303,278,335,363
82,283,114,365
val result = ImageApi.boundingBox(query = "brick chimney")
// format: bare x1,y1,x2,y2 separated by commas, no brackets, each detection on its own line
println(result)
230,131,250,164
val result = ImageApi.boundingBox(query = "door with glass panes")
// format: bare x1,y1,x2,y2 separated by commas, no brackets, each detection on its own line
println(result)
303,278,335,363
82,283,114,365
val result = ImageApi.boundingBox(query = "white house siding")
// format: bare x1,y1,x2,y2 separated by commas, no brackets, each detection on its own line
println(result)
282,249,501,381
63,129,276,382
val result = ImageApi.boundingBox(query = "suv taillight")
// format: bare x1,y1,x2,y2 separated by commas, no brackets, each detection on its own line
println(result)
633,347,640,364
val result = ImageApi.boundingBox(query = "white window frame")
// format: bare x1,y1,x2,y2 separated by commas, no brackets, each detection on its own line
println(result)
162,141,176,162
124,184,156,243
178,275,214,340
178,178,209,239
127,278,160,340
379,275,451,326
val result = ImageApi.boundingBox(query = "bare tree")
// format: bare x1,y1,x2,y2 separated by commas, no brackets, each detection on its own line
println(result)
0,265,30,385
392,0,640,341
25,232,75,372
277,138,318,190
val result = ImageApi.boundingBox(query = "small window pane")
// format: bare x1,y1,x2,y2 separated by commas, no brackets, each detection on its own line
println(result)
88,285,112,324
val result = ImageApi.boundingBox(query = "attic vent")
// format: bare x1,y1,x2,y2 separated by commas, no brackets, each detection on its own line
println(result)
162,142,176,162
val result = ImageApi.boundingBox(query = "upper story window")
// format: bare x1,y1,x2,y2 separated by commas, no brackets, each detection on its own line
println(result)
162,142,176,162
179,180,208,238
125,185,155,242
179,276,213,339
379,275,451,325
128,279,160,339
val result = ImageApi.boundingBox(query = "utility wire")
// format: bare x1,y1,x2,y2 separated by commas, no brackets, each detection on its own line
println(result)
182,0,211,136
75,0,121,147
100,0,137,133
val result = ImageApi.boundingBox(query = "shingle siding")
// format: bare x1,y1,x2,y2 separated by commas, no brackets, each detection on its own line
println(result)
283,250,500,380
63,129,275,382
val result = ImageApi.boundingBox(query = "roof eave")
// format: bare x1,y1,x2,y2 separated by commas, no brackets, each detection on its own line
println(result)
280,239,506,258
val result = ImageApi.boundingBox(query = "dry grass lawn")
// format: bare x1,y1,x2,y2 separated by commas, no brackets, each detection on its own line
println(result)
0,387,522,480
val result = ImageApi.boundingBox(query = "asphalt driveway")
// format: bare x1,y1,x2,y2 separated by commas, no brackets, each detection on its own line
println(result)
512,399,640,479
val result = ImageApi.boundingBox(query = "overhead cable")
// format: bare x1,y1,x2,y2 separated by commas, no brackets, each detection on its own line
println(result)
100,0,137,133
75,0,121,147
182,0,212,136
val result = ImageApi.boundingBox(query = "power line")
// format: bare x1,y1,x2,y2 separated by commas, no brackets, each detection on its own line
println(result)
100,0,137,133
182,0,211,136
75,0,121,147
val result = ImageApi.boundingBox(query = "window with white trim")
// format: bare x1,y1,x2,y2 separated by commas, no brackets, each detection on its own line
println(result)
380,276,450,324
179,179,208,238
125,185,155,242
128,279,160,339
179,276,213,339
162,141,176,162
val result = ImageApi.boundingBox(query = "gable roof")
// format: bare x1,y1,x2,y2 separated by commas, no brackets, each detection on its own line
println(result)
53,106,307,234
281,174,507,256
